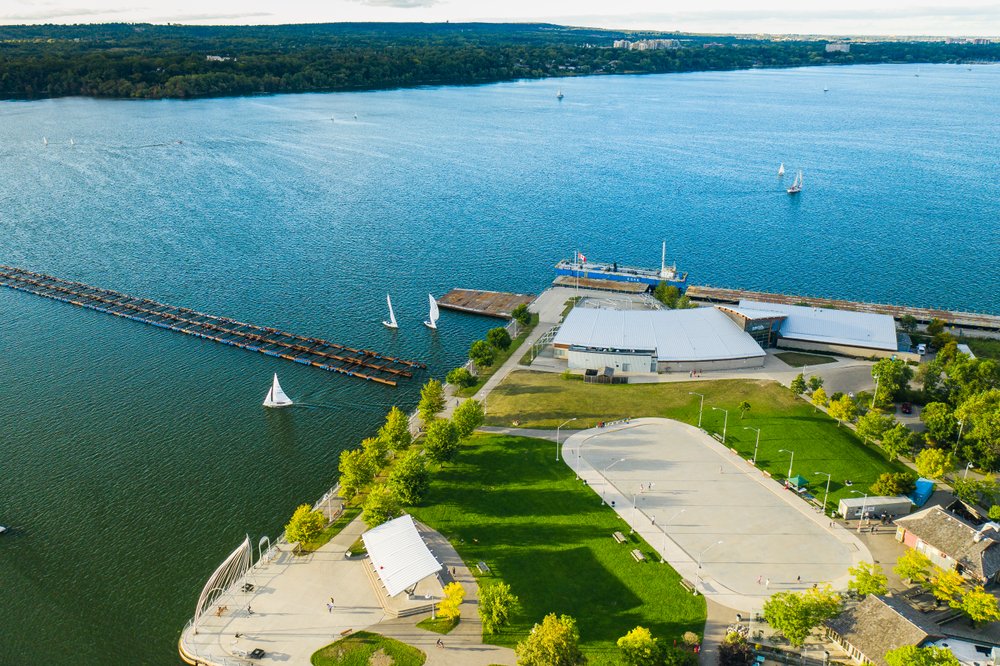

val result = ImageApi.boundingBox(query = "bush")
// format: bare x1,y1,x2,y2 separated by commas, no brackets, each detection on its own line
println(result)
790,374,806,394
718,631,754,666
285,504,326,545
870,472,916,496
446,366,476,388
486,326,512,351
470,339,496,368
511,303,531,326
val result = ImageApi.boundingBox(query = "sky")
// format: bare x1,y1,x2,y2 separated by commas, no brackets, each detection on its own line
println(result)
3,0,1000,37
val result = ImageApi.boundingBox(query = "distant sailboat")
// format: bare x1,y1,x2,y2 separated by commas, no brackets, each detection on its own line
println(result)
823,85,829,92
383,293,398,329
42,137,48,146
778,162,786,177
915,67,921,77
787,170,803,194
69,138,75,146
262,373,294,408
557,89,564,100
424,294,439,330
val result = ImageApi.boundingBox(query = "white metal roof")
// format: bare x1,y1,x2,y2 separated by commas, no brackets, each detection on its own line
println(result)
361,514,442,597
716,304,789,320
553,306,766,362
739,300,898,352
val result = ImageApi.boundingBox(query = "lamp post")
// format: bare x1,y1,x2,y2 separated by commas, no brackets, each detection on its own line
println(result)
871,373,880,409
698,539,724,569
630,489,639,534
601,458,625,505
661,508,686,564
955,419,965,454
556,418,577,462
744,426,761,464
779,448,794,480
689,392,705,428
850,489,868,532
965,462,974,479
814,471,832,514
712,407,729,444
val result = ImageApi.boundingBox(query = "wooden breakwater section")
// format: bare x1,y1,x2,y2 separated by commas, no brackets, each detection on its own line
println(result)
0,265,425,387
686,285,1000,332
436,288,534,319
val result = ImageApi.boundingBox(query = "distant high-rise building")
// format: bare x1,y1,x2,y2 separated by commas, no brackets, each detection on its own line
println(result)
613,39,680,51
825,43,851,53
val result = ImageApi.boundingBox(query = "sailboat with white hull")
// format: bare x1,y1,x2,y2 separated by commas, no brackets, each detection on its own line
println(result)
383,294,398,329
262,373,294,408
424,294,439,330
787,170,803,194
778,162,785,177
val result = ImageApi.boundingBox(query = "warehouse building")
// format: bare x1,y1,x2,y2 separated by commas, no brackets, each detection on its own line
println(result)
552,306,766,373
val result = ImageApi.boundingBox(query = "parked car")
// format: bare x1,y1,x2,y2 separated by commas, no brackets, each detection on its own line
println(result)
917,343,927,355
901,402,913,414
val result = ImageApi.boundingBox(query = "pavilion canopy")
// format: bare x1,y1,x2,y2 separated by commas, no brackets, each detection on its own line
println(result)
361,514,442,597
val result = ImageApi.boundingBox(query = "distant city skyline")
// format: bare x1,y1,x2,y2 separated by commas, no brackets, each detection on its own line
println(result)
3,0,1000,37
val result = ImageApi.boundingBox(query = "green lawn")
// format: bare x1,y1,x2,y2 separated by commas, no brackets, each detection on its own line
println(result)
456,314,538,398
965,337,1000,360
311,631,425,666
416,615,458,634
774,351,838,368
410,433,706,664
484,371,907,510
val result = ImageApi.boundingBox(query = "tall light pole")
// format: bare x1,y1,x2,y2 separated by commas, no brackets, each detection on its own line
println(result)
814,471,832,514
661,509,686,564
601,458,625,505
556,418,577,461
630,489,639,534
744,426,761,464
779,448,794,479
965,462,974,479
850,489,868,532
689,392,705,428
712,407,729,444
871,373,880,409
955,419,965,454
698,539,724,569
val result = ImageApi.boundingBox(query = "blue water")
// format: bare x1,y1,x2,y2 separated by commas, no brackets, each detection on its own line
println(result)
0,63,998,665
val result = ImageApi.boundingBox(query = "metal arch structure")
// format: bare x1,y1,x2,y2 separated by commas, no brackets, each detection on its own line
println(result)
193,535,252,632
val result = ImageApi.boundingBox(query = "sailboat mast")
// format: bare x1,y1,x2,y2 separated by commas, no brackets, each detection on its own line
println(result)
661,241,666,277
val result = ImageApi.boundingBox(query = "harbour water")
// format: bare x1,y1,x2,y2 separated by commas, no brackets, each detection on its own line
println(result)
1,63,998,664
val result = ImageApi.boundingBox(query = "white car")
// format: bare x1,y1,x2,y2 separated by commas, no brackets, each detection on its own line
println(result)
917,343,927,355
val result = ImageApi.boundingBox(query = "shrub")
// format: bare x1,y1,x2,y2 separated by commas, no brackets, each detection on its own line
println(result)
446,366,476,388
285,504,325,545
870,472,916,496
486,326,512,351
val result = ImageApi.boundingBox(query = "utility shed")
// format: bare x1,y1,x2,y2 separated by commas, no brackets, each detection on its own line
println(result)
362,514,443,597
838,496,912,519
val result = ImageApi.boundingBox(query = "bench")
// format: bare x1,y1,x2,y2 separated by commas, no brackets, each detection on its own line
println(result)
340,628,353,637
630,549,645,562
612,531,627,544
477,561,491,574
679,579,696,594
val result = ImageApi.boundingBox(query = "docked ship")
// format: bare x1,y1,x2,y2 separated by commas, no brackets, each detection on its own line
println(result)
554,242,688,291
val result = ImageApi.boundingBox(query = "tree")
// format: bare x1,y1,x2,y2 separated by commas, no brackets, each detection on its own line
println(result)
470,339,496,368
790,373,806,394
955,389,1000,463
921,402,957,444
437,581,465,620
452,399,485,438
418,379,446,424
738,400,751,419
284,503,325,545
856,409,894,444
338,448,376,499
989,505,1000,521
881,423,916,461
895,549,933,585
869,472,916,496
762,586,841,647
927,318,946,336
616,626,659,666
811,387,828,411
808,375,824,391
929,566,965,606
361,436,389,470
885,645,960,666
479,581,518,634
512,303,531,326
899,314,918,334
916,448,954,479
871,358,914,407
828,394,858,426
951,476,998,507
379,405,413,451
515,613,586,666
425,418,460,463
361,485,401,528
654,282,680,308
718,631,755,666
847,561,888,597
959,585,1000,625
487,326,512,351
387,449,430,505
446,366,476,388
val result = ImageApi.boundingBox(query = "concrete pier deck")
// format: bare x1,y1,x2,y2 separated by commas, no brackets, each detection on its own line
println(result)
437,288,534,319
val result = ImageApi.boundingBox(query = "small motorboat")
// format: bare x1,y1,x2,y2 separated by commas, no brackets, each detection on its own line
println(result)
0,525,8,535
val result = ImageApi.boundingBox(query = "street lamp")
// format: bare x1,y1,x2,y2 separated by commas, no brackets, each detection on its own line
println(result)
850,489,868,532
556,418,577,461
956,419,965,454
779,448,794,480
814,471,832,514
698,540,724,569
744,426,761,464
689,392,705,428
712,407,729,444
965,462,974,479
661,509,686,564
871,373,880,409
601,458,626,505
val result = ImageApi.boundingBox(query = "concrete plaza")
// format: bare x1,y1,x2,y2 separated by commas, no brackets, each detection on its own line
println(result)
565,418,871,612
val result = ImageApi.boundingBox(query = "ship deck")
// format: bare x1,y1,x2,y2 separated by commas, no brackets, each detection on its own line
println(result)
552,275,650,294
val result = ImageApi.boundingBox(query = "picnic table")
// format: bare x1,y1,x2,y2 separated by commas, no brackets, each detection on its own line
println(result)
613,531,627,544
631,549,646,562
477,561,491,574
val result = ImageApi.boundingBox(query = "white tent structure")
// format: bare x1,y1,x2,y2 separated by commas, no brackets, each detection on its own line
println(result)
362,515,442,597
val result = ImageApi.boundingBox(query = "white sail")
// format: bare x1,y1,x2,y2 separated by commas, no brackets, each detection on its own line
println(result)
383,293,398,329
263,373,293,408
424,293,439,329
778,162,785,177
43,137,48,146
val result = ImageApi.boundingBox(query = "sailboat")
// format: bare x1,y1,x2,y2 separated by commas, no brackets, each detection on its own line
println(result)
262,373,294,408
42,137,48,146
424,294,439,330
69,138,75,146
787,170,803,194
915,67,921,78
823,85,829,92
383,293,398,329
557,89,564,100
778,162,785,177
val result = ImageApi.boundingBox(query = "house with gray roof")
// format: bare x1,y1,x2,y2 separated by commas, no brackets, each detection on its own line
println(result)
825,595,942,666
895,505,1000,585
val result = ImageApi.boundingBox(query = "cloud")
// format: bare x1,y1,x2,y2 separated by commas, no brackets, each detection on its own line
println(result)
0,6,124,20
350,0,437,8
147,11,275,22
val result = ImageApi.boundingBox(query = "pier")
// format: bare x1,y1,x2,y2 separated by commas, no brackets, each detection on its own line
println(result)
437,288,534,319
0,266,425,386
686,285,1000,332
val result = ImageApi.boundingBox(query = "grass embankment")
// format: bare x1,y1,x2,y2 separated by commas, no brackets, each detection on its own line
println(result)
774,351,838,367
484,371,907,509
416,615,458,634
311,631,425,666
456,314,539,398
410,433,706,664
965,338,1000,360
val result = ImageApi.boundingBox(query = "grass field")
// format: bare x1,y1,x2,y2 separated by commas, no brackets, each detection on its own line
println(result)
774,351,838,367
484,371,907,509
410,433,706,664
416,615,458,634
311,631,425,666
965,337,1000,360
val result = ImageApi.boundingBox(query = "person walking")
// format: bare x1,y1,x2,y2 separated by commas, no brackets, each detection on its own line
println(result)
326,603,333,613
756,575,763,586
765,578,770,590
